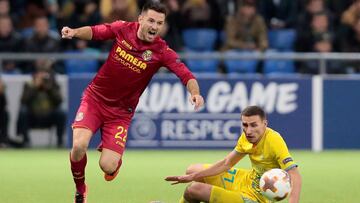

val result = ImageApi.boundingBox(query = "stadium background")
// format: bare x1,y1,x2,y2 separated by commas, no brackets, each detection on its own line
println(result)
1,0,360,202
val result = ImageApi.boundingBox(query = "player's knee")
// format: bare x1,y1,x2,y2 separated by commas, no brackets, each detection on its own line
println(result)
184,182,202,200
72,139,88,155
186,164,203,175
99,159,118,174
72,130,91,154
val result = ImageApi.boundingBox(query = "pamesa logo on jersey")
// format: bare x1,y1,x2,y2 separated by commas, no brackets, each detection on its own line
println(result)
115,46,147,70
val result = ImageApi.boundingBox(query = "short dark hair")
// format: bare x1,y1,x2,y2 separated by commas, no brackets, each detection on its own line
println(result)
141,1,167,16
241,106,267,120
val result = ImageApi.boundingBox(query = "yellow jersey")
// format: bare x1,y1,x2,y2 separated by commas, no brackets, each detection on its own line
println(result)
233,127,297,202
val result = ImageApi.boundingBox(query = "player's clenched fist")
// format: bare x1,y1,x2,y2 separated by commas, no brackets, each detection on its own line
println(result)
190,94,204,111
61,26,75,39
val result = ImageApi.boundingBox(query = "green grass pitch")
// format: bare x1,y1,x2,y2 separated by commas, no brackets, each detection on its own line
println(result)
0,149,359,203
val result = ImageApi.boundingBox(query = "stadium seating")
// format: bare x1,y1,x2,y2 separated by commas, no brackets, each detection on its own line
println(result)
182,28,218,51
64,50,99,74
224,50,259,74
263,50,295,74
185,56,220,73
182,29,219,72
268,29,296,51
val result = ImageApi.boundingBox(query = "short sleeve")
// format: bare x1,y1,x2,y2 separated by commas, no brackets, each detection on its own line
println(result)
271,134,297,171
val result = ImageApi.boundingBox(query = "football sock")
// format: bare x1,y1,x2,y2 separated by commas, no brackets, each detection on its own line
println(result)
70,153,87,194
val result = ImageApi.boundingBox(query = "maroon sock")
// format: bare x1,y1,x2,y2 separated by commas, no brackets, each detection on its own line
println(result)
70,153,87,194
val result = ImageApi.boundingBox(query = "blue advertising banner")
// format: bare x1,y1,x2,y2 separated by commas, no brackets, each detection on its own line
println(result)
68,74,312,149
323,78,360,149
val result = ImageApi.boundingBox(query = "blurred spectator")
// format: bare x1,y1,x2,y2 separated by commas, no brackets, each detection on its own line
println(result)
296,0,334,32
296,12,333,52
0,15,22,74
7,0,25,18
100,0,138,23
216,0,237,16
222,0,268,51
338,17,360,52
257,0,298,29
45,0,60,30
23,16,61,73
16,0,48,30
15,0,59,30
326,0,353,27
0,0,9,15
16,68,66,148
0,0,19,26
64,0,102,50
66,0,101,28
341,0,360,27
296,11,341,73
56,0,76,29
337,16,360,73
180,0,223,30
0,78,9,148
24,16,60,52
159,0,183,51
97,0,138,52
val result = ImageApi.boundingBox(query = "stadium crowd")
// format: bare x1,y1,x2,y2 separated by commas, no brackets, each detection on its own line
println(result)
0,0,359,75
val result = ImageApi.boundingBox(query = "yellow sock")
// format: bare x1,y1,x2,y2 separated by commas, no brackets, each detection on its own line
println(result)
179,196,189,203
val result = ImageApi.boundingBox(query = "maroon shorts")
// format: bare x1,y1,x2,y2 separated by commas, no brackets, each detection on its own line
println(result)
72,94,134,155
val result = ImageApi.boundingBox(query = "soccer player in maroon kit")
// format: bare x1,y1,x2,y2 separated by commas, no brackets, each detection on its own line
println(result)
61,2,204,203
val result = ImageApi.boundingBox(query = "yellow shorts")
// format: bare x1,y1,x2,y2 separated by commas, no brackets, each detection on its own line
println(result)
203,164,259,203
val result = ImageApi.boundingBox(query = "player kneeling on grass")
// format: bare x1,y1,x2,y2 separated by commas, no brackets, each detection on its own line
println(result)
61,2,204,203
166,106,302,203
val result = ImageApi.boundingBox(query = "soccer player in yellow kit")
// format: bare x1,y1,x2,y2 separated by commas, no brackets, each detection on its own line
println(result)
166,106,302,203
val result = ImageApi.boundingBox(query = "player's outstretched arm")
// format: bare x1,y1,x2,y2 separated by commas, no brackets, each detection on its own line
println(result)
288,167,302,203
186,79,204,111
165,150,245,185
61,26,92,40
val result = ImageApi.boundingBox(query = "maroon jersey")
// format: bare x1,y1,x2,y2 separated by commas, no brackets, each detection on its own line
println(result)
86,21,195,110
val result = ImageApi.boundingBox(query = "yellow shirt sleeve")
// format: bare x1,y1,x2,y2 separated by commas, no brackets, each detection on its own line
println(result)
270,133,297,171
234,133,254,153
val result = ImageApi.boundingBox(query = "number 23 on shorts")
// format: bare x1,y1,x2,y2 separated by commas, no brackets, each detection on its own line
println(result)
114,125,128,147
